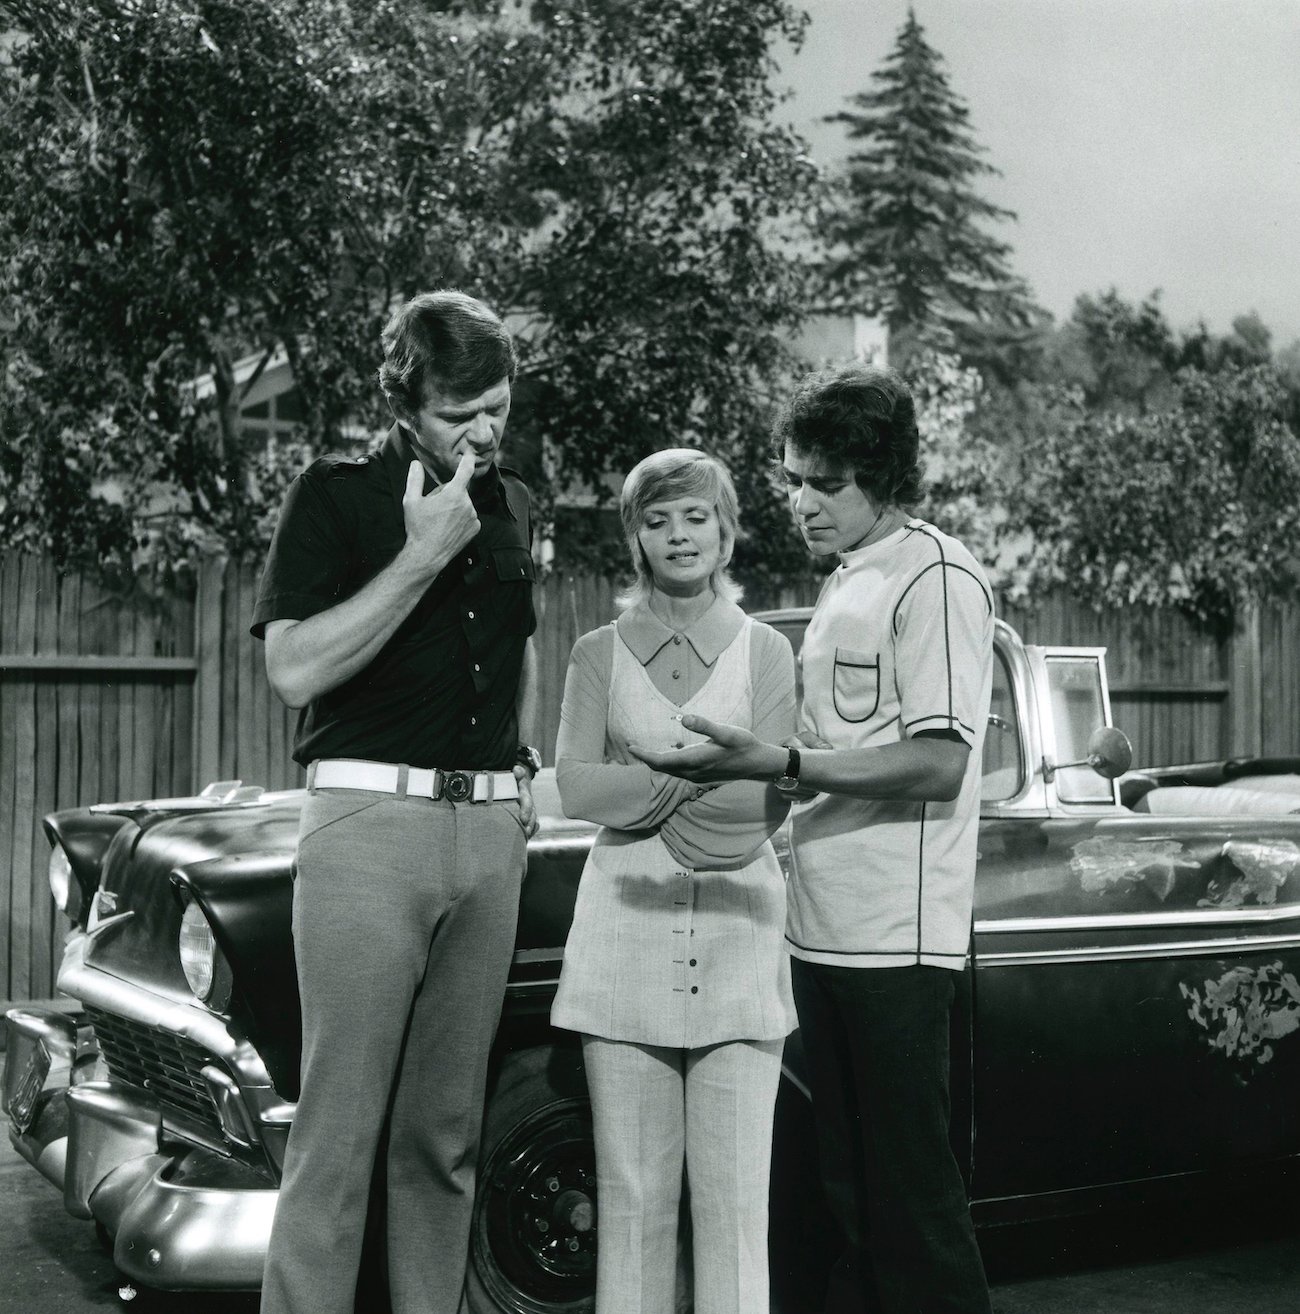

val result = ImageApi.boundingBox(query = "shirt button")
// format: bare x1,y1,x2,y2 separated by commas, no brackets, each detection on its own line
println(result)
473,663,481,672
467,610,475,620
673,634,682,645
690,986,699,994
689,959,697,967
467,556,473,565
470,716,477,726
672,670,681,680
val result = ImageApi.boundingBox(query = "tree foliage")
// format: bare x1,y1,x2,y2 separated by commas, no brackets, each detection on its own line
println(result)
509,0,820,586
1041,289,1182,413
0,0,818,583
818,7,1040,373
904,350,1025,591
1003,364,1300,629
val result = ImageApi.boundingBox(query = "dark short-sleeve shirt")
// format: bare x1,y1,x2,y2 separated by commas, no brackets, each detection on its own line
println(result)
251,424,536,770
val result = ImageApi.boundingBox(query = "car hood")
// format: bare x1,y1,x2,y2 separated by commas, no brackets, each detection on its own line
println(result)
84,791,304,1002
80,770,597,1000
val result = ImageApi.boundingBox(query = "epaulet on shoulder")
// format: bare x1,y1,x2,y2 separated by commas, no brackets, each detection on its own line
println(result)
497,463,528,487
306,452,373,479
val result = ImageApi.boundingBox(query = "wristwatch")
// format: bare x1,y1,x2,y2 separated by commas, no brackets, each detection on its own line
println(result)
773,746,802,793
515,745,543,778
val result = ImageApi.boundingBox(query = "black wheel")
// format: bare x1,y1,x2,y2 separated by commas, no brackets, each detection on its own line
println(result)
467,1041,597,1314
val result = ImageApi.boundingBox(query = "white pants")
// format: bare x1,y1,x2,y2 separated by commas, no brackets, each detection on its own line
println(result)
581,1035,785,1314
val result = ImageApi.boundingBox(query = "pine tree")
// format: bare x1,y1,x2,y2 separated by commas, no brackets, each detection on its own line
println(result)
821,8,1039,371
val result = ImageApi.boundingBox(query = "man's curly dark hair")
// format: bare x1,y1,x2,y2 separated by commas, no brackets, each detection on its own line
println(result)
770,362,923,506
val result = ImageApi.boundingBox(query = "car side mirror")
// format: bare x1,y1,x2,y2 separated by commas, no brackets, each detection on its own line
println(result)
1044,726,1133,782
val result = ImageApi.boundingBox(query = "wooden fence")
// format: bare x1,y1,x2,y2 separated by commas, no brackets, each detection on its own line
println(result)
0,555,197,1005
2,549,1298,1000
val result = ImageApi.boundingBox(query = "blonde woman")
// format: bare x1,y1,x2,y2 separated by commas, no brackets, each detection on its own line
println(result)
551,449,797,1314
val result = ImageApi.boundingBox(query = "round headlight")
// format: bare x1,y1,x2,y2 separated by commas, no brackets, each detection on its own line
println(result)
48,845,79,918
179,901,232,1009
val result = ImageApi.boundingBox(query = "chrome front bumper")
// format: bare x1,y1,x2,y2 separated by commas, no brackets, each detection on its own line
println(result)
5,1004,279,1290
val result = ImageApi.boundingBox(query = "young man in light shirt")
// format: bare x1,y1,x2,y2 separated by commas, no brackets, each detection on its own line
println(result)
632,362,994,1313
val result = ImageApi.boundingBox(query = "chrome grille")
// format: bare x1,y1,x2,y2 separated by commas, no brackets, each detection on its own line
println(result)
86,1007,223,1140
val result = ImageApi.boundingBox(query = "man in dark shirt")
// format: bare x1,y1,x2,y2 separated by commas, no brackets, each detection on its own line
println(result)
251,290,540,1314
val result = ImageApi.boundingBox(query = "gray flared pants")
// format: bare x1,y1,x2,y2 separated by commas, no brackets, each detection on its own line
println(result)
260,786,527,1314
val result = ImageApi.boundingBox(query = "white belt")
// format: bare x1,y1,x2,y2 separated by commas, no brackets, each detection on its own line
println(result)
310,758,519,803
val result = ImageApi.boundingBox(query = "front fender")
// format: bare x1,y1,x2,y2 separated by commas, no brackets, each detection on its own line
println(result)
171,854,300,1099
43,809,133,927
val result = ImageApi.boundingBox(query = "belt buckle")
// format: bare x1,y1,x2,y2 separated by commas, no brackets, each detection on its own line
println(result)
443,770,474,803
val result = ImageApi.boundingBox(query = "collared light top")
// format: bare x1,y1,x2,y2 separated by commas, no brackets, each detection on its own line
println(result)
251,424,535,769
552,603,798,1046
556,598,796,869
788,520,994,970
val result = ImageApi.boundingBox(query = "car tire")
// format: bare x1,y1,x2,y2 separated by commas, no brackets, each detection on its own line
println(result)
465,1039,597,1314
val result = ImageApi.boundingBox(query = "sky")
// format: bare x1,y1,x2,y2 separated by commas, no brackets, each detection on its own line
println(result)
776,0,1300,347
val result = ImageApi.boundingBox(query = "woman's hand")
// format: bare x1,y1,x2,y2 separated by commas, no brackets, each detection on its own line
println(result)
628,715,784,783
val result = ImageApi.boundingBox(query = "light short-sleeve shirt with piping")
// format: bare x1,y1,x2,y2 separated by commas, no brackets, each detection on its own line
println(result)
787,519,994,970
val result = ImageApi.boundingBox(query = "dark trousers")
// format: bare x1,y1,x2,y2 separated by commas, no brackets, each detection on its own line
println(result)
790,960,991,1314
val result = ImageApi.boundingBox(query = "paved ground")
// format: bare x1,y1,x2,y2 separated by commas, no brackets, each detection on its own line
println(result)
980,1185,1300,1314
4,1131,1300,1313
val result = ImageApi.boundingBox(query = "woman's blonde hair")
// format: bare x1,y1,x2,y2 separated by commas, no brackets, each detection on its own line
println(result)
616,448,742,610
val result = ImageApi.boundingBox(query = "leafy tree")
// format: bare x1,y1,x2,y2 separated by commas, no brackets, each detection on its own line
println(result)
0,0,819,584
1006,364,1300,628
1050,289,1180,412
1276,337,1300,433
818,7,1039,373
0,0,495,576
1180,310,1274,374
905,350,1028,593
509,0,820,586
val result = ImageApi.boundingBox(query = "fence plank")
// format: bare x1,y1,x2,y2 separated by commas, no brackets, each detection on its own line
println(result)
1260,603,1299,759
55,569,82,806
10,557,40,998
30,558,59,994
240,565,270,791
0,556,22,996
193,558,224,789
1229,605,1264,759
118,591,135,800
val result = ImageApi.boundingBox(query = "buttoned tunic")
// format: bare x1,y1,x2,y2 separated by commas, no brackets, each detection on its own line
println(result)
551,601,798,1047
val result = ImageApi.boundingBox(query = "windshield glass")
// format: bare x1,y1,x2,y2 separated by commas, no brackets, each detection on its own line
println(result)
982,650,1023,802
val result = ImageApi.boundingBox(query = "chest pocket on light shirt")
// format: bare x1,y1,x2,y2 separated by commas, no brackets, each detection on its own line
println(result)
832,647,880,723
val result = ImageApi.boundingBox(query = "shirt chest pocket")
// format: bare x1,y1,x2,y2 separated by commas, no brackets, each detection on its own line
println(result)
832,647,880,723
491,546,538,635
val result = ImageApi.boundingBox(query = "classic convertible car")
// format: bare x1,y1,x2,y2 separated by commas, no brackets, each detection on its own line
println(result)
7,611,1300,1312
